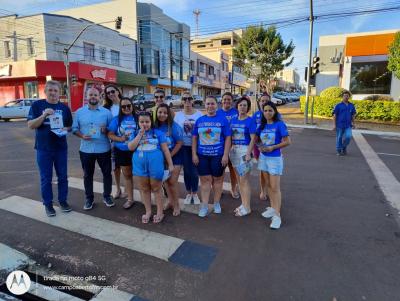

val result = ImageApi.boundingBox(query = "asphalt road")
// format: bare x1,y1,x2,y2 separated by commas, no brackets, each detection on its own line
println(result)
0,120,400,301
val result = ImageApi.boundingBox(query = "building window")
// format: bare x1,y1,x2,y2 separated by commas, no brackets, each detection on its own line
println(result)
199,62,206,73
190,60,195,71
111,50,120,66
99,47,106,62
83,42,95,61
197,44,206,48
4,41,11,58
350,61,392,94
141,48,152,74
139,20,151,44
221,39,231,46
209,66,215,77
153,49,160,76
27,38,34,56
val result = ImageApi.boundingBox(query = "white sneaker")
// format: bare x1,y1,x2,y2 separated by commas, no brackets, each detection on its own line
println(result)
192,194,201,205
270,215,282,229
261,207,276,219
183,194,192,205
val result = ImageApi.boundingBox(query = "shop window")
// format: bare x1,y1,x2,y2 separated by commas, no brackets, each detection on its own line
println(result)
111,50,120,66
83,42,95,61
350,61,392,94
24,81,38,98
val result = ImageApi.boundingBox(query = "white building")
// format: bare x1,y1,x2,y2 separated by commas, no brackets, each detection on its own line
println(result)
190,51,222,97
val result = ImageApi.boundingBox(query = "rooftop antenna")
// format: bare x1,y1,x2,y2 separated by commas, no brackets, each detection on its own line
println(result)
193,9,201,38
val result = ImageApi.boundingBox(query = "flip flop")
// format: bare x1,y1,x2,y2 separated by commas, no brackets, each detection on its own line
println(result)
234,205,251,217
142,213,151,224
231,190,240,199
153,214,165,224
113,189,122,199
123,200,134,209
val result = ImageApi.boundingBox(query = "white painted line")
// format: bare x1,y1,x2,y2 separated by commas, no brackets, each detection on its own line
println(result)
353,133,400,213
92,287,134,301
29,281,84,301
0,243,32,273
377,152,400,157
67,177,197,215
0,196,184,261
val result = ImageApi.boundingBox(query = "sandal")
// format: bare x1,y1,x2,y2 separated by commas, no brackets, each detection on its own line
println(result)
142,213,151,224
153,214,165,224
231,190,240,199
234,205,251,217
123,199,134,209
173,207,181,217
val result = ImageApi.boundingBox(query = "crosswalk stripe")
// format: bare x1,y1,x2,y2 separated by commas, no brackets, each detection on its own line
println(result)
28,281,84,301
0,196,217,272
67,177,199,215
91,287,138,301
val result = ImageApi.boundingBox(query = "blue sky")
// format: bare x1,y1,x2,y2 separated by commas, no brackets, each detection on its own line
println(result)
2,0,400,81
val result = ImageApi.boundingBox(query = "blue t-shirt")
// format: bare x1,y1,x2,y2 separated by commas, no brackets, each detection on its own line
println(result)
256,121,289,157
157,122,183,150
252,110,283,130
192,114,231,156
217,108,239,123
108,115,137,151
333,102,356,128
230,116,257,146
27,100,73,151
134,129,167,152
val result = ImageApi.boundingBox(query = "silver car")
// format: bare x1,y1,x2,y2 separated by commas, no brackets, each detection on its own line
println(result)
0,98,39,121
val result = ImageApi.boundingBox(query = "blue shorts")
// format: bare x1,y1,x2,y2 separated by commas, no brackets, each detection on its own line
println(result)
197,154,225,177
172,148,183,165
132,149,164,181
258,154,283,176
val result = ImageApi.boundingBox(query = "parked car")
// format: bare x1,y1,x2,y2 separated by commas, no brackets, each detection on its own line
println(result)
164,95,182,108
192,95,203,106
271,96,283,105
131,94,155,111
0,98,39,121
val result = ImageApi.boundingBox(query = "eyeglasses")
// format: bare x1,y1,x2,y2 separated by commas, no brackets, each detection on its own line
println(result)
106,90,116,95
182,97,193,101
121,104,132,110
154,95,164,99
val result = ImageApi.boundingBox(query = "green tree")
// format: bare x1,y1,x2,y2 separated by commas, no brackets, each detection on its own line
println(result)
388,31,400,79
233,25,295,92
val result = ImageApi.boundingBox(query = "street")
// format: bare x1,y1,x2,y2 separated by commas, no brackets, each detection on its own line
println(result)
1,120,400,301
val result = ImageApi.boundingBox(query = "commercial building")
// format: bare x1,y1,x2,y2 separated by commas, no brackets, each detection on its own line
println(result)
189,51,221,98
0,13,146,110
191,30,249,94
316,29,400,100
275,69,300,91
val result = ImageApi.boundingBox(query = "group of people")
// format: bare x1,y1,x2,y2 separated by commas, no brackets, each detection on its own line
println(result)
28,80,292,230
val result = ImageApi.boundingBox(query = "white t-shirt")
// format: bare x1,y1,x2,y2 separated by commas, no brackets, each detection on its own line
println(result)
111,104,119,117
174,110,203,146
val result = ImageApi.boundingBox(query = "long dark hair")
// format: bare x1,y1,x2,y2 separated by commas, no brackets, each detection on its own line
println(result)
154,103,174,134
259,101,280,131
117,97,135,129
103,84,122,110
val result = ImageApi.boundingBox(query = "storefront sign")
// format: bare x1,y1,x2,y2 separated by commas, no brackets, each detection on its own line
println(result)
91,69,107,80
230,72,247,87
0,65,11,77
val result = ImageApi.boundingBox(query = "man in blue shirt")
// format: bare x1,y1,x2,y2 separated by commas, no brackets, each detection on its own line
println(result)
333,90,356,156
72,87,114,210
28,80,73,217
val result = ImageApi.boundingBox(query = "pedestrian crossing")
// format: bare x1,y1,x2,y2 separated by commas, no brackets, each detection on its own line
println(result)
0,196,217,273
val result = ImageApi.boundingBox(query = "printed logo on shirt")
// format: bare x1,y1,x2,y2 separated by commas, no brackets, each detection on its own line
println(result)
232,127,245,141
138,133,158,151
199,127,221,145
260,129,276,146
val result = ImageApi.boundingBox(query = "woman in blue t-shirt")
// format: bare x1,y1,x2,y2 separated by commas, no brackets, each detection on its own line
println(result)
252,101,291,230
229,97,257,217
128,112,174,224
192,96,231,218
154,103,183,217
108,97,137,210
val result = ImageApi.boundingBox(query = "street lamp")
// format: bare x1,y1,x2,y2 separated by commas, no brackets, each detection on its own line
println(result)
63,17,122,108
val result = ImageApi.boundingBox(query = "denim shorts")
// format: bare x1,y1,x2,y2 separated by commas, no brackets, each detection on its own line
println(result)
258,154,283,176
229,145,248,167
133,149,164,181
197,154,225,177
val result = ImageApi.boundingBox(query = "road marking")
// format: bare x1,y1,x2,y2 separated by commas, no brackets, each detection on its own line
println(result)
377,152,400,157
353,133,400,213
0,196,217,272
0,170,37,174
0,243,31,273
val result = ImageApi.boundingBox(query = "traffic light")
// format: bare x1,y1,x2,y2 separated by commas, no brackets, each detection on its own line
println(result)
312,56,320,76
71,74,77,86
115,16,122,30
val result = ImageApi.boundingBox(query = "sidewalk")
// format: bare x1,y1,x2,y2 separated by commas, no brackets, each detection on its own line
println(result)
280,102,400,133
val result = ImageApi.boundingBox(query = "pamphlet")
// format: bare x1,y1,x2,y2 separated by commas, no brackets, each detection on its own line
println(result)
162,170,171,182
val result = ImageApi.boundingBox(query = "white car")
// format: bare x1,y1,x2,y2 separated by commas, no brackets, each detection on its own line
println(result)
0,98,39,121
164,95,182,108
271,96,283,105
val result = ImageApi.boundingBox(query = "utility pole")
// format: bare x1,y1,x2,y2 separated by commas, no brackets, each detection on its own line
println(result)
170,33,173,96
304,0,314,124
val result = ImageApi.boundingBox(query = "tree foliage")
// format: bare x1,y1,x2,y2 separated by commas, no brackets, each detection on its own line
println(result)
388,31,400,79
233,25,295,92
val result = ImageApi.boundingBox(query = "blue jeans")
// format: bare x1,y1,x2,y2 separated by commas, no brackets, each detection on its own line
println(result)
36,149,68,206
182,145,199,193
336,127,352,152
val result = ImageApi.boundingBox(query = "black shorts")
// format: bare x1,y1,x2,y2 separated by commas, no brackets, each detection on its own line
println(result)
113,147,133,167
197,154,225,177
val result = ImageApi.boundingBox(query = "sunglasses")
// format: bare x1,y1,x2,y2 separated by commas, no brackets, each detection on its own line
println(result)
154,95,164,99
182,97,193,101
106,90,116,95
121,104,132,109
